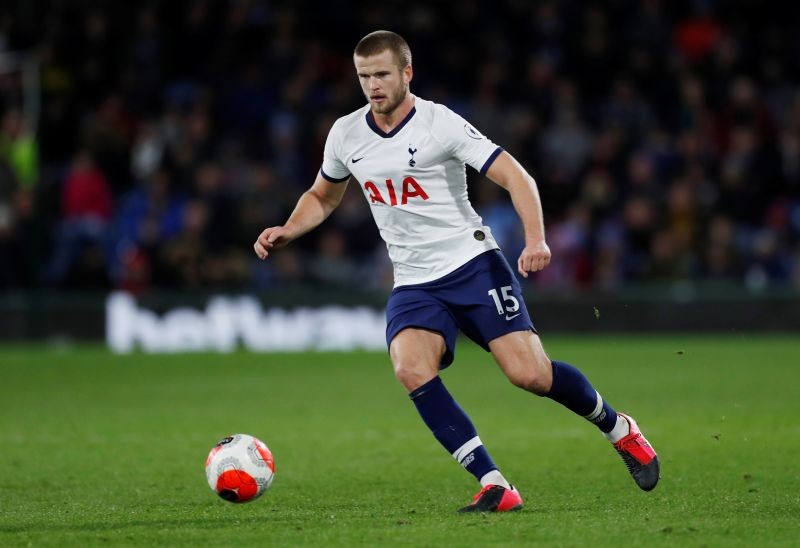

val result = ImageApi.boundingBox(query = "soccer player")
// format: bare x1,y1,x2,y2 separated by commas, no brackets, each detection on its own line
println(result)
254,30,659,512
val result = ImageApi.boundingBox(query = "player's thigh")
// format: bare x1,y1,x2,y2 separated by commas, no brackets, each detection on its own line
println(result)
386,286,459,368
488,330,553,394
389,327,446,391
450,251,536,352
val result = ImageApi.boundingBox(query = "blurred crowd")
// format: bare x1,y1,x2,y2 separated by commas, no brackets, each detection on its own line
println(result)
2,0,800,294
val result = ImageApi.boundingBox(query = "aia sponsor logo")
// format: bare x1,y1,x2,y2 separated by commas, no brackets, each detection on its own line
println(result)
364,176,429,206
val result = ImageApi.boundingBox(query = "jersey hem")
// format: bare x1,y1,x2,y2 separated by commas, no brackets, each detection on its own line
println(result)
392,245,500,288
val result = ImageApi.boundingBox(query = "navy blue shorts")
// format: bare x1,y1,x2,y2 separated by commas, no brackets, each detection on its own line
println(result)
386,250,536,367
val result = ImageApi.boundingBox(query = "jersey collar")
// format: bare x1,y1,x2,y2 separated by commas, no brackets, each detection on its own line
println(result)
365,106,416,139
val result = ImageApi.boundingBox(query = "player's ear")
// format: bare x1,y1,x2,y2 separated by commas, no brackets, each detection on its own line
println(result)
404,64,413,84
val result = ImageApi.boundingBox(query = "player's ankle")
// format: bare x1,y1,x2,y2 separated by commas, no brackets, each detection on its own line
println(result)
479,469,511,489
603,414,630,443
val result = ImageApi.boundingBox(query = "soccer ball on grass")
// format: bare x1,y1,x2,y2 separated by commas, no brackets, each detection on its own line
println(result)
205,433,275,502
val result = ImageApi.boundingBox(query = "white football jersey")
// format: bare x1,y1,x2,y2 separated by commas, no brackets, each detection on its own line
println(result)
321,96,503,287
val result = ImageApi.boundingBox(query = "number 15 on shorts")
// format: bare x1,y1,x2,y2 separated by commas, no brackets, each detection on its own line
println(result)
488,286,520,320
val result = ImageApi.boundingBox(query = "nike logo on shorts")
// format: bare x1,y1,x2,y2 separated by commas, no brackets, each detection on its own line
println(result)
505,313,521,321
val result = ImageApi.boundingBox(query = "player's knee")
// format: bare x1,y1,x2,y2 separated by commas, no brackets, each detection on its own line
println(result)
508,371,549,394
393,360,437,392
507,361,553,395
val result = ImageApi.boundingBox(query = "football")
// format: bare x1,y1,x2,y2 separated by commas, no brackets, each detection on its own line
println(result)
205,434,275,503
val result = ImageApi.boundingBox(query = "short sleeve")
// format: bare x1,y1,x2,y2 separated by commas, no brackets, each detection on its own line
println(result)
431,105,503,175
320,120,351,183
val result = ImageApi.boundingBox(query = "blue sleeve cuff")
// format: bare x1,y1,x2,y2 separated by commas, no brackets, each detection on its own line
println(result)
479,147,504,175
320,168,350,183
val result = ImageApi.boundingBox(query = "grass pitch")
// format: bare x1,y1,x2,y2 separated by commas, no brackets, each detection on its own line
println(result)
1,335,798,546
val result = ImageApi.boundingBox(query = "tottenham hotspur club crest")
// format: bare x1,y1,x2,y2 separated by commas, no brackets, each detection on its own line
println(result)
408,146,417,167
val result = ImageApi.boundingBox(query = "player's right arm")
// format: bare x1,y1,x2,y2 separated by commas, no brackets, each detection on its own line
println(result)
253,173,349,259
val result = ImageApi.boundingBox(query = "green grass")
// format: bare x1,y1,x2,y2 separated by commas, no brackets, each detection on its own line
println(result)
1,335,798,546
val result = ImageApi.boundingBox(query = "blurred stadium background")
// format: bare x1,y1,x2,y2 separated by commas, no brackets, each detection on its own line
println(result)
2,2,800,545
2,0,800,341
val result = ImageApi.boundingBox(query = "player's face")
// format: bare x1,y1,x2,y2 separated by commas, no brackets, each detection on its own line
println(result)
354,50,412,116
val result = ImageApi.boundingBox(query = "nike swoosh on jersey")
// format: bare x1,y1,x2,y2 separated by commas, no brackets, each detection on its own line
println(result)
505,313,521,321
351,156,365,163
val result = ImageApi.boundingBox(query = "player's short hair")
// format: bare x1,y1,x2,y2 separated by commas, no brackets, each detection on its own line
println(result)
354,30,412,69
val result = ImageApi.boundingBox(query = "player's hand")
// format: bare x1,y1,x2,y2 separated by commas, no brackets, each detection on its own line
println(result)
254,226,292,259
517,240,551,277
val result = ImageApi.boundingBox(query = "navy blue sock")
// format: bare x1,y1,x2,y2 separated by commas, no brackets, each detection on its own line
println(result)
545,360,618,433
409,376,497,481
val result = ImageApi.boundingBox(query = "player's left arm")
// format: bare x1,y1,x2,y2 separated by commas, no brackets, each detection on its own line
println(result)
485,151,551,277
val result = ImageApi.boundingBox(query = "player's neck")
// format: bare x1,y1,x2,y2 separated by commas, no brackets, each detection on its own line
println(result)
371,93,415,132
